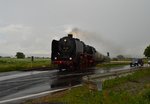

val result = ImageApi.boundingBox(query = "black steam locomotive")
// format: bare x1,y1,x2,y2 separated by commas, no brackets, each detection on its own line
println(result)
51,34,109,70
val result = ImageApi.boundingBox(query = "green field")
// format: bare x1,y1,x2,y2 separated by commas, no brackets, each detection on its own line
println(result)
0,58,52,72
0,58,130,72
25,67,150,104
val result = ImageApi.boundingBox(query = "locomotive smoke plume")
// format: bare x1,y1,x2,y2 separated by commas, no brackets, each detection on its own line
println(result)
65,27,124,57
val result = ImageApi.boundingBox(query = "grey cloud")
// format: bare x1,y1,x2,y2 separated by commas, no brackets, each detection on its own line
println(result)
0,0,150,57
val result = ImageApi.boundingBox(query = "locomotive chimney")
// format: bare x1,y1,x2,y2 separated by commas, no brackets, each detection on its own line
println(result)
68,34,73,38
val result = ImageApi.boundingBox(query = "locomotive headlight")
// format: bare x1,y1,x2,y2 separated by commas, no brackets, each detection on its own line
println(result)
69,57,72,60
54,57,57,60
64,39,67,42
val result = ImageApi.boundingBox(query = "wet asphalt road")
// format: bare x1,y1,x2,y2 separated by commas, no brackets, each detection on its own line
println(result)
0,65,131,103
0,70,58,102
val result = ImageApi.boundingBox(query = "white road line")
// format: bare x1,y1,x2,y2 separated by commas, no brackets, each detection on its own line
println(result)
0,88,67,104
0,84,82,104
0,71,49,82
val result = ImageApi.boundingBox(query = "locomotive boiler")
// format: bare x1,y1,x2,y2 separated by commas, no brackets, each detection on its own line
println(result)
51,34,109,70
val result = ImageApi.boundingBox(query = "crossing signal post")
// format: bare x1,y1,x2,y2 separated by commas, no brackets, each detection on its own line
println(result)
31,56,34,68
107,52,110,57
31,56,34,62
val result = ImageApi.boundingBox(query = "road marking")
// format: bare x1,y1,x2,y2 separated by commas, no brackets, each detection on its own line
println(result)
0,84,82,104
0,88,67,104
0,71,51,82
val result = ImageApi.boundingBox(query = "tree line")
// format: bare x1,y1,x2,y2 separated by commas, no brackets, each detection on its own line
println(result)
144,45,150,58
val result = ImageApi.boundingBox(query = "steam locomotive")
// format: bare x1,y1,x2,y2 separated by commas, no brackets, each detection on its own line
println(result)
51,34,109,70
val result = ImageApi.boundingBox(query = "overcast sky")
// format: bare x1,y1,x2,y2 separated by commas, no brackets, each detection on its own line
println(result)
0,0,149,58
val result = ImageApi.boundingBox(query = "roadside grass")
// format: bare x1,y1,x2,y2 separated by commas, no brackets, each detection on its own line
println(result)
103,68,150,89
25,67,150,104
0,58,51,72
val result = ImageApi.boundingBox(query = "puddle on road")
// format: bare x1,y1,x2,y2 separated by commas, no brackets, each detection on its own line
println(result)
50,74,83,89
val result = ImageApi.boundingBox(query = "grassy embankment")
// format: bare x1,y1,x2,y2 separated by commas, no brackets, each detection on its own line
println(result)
0,58,52,72
25,67,150,104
